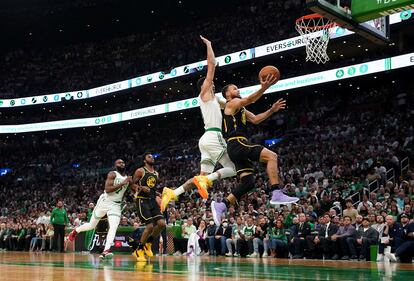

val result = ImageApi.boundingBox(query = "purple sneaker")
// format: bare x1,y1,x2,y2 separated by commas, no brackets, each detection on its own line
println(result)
270,190,299,205
211,201,227,226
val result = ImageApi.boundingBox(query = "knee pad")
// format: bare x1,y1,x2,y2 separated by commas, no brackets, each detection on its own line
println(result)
233,174,255,200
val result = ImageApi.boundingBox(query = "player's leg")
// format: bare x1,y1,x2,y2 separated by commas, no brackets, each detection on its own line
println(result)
99,213,120,259
193,133,235,196
259,148,299,205
211,141,255,226
68,198,106,241
144,217,166,258
160,161,214,212
134,199,153,262
142,200,166,258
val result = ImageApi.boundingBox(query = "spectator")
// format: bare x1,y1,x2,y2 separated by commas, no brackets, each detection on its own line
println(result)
187,220,207,256
377,215,404,262
346,217,378,260
50,200,69,253
237,217,256,257
386,220,414,263
331,216,356,260
290,213,311,259
343,199,358,224
251,217,269,258
307,214,338,259
209,219,232,256
268,219,288,258
173,217,196,256
41,224,55,251
0,223,7,251
226,216,244,257
357,195,373,217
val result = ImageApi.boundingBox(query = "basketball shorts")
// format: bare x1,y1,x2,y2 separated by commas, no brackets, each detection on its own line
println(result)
226,137,264,176
92,194,122,219
199,131,235,173
136,197,163,224
96,215,109,234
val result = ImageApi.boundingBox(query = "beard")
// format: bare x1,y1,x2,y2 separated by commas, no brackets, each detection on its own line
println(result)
116,166,126,173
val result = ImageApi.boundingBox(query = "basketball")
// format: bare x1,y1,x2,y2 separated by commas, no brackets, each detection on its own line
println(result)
258,65,280,84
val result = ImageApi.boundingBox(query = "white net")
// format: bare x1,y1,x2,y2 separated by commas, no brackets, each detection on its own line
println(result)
295,15,336,64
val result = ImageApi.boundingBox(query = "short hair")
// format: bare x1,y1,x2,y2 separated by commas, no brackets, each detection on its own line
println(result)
343,216,352,221
221,84,232,99
142,152,152,163
197,77,206,92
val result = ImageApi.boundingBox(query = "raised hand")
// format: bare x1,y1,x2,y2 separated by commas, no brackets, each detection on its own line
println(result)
260,74,278,90
271,98,287,113
200,35,211,45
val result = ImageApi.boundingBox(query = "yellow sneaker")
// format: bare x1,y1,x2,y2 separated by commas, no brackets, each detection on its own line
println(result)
144,243,153,258
133,248,147,262
160,187,178,212
193,176,212,199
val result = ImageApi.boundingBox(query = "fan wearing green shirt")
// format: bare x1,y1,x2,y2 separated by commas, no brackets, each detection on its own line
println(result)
50,200,69,253
268,219,287,258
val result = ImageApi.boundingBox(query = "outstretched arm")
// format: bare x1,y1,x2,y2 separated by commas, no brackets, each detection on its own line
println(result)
244,98,286,124
199,35,216,102
225,74,278,114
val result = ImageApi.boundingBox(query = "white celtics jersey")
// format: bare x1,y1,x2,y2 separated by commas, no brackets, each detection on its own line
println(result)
199,95,222,130
105,171,128,202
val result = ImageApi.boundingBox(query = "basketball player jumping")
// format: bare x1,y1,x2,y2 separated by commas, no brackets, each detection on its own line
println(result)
68,159,132,259
131,153,166,262
210,81,299,225
160,35,237,211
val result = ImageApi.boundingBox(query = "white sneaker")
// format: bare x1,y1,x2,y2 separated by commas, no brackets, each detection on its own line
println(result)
247,252,259,258
233,253,240,257
385,252,397,262
225,253,233,257
173,251,182,256
262,252,269,258
376,254,384,262
182,252,188,256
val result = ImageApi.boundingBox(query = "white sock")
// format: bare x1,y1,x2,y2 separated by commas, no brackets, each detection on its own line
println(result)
207,172,219,182
104,215,120,251
214,167,236,180
75,216,99,233
173,186,186,197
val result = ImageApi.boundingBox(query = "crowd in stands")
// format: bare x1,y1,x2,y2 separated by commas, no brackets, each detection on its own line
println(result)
0,0,305,100
1,79,413,261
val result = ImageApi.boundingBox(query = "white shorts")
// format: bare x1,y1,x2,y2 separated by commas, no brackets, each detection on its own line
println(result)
92,194,122,219
199,131,235,173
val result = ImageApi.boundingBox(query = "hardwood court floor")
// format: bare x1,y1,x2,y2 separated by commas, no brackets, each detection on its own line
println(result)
0,251,413,281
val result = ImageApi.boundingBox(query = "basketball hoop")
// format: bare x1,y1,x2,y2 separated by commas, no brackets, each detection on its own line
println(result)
295,14,336,64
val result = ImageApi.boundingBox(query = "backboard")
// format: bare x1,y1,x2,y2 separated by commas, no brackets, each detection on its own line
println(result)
306,0,390,44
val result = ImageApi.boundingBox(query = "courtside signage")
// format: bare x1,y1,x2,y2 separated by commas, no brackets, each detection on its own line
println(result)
1,52,413,133
0,11,411,108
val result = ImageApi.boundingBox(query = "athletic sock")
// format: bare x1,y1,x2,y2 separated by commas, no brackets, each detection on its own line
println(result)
173,186,185,197
270,184,281,191
137,242,144,250
206,172,219,182
214,167,236,179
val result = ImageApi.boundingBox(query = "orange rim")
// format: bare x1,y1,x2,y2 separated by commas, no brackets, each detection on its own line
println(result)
296,13,336,30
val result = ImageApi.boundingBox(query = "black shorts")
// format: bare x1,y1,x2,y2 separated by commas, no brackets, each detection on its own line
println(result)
226,137,264,176
96,215,109,234
136,197,164,224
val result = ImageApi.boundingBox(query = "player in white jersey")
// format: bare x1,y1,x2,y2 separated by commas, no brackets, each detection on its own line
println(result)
160,36,236,212
68,159,132,259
